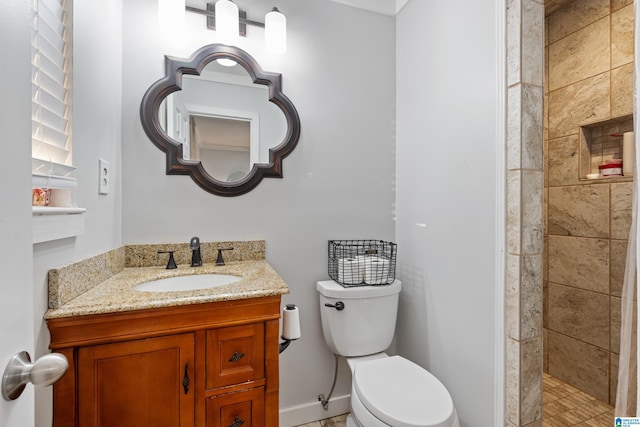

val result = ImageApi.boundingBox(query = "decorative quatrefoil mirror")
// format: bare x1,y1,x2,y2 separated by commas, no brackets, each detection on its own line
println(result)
140,44,301,196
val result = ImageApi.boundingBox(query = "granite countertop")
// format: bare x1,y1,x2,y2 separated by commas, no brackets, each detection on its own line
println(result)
45,260,289,319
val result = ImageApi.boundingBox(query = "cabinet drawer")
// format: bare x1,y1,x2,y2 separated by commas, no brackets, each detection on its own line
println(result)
206,323,265,389
206,387,265,427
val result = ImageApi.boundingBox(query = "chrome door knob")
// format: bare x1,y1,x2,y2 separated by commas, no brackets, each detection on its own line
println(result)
2,351,68,401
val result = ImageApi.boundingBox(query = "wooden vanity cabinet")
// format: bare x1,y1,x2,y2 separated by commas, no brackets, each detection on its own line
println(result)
47,296,281,427
77,333,195,426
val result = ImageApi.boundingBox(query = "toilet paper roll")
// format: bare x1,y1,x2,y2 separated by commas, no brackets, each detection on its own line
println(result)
623,131,635,177
282,304,301,340
338,257,364,285
364,257,390,285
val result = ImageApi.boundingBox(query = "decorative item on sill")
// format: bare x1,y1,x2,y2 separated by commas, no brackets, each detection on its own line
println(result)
32,188,51,206
328,240,397,287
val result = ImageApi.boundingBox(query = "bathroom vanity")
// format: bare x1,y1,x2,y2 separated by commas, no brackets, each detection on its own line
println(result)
45,248,288,427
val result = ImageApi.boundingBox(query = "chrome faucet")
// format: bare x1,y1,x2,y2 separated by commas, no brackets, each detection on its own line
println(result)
190,236,202,267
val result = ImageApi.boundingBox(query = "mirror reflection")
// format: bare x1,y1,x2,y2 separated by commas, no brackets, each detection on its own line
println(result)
159,61,287,183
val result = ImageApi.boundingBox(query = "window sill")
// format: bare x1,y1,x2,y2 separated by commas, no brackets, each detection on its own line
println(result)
32,173,77,189
33,207,86,244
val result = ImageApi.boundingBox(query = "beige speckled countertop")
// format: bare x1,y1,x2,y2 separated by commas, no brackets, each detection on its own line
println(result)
45,260,289,319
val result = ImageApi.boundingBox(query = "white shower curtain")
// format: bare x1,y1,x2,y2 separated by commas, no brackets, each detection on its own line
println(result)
615,1,640,415
615,174,637,416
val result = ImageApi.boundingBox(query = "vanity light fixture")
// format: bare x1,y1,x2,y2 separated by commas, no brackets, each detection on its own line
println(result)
265,7,286,55
186,1,287,55
214,0,239,45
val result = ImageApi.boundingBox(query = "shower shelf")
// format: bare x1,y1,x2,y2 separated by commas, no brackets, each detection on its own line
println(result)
579,115,633,180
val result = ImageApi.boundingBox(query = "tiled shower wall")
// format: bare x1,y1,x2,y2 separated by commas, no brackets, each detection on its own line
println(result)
543,0,634,405
506,0,545,425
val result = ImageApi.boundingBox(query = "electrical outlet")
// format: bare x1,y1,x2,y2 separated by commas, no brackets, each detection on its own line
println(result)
99,159,110,195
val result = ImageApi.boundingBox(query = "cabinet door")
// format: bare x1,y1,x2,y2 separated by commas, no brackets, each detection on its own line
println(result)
206,387,265,427
78,334,195,427
206,324,264,389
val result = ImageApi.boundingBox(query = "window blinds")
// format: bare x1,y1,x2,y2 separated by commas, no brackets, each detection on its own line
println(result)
31,0,72,177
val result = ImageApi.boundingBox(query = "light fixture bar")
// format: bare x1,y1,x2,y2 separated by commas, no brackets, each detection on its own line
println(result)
185,4,265,35
185,2,286,53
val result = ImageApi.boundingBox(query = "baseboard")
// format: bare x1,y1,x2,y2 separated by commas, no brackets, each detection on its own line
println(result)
279,393,351,427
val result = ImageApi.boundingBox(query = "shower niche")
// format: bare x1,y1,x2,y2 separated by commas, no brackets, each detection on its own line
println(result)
579,115,634,180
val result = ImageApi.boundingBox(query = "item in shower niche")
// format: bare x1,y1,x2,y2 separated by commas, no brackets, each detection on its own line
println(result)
623,132,635,176
586,173,600,180
338,257,364,285
599,162,622,177
364,257,390,285
32,188,51,206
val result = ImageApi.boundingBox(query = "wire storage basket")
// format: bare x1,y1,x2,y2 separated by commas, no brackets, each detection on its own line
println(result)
328,240,397,287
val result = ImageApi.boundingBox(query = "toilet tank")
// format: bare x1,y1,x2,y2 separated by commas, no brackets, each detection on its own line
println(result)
317,280,401,357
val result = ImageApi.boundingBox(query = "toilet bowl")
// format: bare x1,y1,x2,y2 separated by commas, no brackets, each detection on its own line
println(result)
347,355,459,427
317,280,459,427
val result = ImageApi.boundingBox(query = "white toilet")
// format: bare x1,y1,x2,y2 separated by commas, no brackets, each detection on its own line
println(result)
317,279,460,427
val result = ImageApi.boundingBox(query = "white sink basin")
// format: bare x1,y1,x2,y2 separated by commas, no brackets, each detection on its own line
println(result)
133,274,242,292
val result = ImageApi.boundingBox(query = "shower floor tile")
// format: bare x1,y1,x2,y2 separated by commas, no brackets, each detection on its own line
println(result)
543,373,614,426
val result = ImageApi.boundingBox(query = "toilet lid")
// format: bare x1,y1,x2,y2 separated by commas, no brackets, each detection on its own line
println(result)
354,356,455,427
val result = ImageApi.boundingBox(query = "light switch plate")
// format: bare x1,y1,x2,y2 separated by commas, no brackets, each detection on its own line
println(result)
99,159,110,195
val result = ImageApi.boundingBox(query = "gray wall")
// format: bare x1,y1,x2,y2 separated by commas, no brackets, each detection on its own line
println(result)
396,1,500,425
121,0,395,423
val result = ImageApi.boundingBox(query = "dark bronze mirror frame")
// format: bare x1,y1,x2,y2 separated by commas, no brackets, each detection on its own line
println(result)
140,44,301,197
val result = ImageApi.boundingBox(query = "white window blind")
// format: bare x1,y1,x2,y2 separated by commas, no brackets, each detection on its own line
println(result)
31,0,73,177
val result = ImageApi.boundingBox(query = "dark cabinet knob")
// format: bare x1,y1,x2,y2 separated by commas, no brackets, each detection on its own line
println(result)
228,352,245,362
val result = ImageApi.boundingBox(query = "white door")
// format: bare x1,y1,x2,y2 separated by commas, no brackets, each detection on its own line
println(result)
0,1,36,425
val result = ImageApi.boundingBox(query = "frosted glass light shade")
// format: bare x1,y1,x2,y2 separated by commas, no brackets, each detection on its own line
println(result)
265,7,286,54
215,0,239,45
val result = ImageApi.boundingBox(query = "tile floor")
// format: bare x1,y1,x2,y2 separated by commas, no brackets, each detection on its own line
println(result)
294,374,616,427
294,414,348,427
542,373,614,426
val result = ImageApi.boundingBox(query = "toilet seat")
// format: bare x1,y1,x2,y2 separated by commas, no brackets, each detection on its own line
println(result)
353,356,456,427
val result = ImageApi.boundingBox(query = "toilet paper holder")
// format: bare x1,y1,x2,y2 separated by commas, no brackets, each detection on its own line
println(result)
279,338,295,354
279,304,301,354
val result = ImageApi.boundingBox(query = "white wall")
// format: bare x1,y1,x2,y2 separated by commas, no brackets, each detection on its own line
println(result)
395,1,500,426
33,1,123,426
121,0,395,423
0,1,36,425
